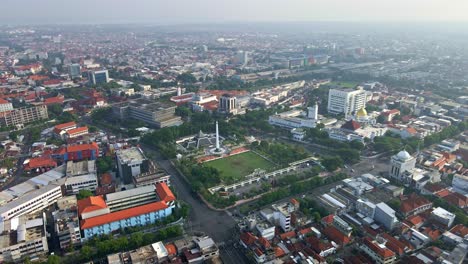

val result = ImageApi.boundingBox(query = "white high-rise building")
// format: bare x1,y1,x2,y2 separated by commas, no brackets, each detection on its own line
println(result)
327,87,366,116
389,150,416,182
308,104,318,120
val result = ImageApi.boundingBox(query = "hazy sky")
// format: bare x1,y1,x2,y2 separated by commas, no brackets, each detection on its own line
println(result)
2,0,468,25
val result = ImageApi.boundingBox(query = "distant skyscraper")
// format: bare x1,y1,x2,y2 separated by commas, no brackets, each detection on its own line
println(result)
69,64,81,79
88,69,109,85
235,51,249,66
219,94,237,114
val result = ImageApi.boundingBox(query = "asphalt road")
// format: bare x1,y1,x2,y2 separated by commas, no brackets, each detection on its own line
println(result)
142,146,249,264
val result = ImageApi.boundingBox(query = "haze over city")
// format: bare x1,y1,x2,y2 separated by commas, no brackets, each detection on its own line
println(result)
2,0,468,24
0,1,467,264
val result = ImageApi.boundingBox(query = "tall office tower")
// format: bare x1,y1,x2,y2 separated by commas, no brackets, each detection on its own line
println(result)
219,94,237,113
69,64,81,79
327,87,366,116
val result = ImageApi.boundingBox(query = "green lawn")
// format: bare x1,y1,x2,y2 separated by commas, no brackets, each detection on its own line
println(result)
205,151,274,183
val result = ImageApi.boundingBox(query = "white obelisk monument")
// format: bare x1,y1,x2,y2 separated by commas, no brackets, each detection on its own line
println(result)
215,121,220,150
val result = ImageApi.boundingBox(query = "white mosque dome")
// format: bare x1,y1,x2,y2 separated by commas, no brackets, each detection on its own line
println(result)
396,150,412,160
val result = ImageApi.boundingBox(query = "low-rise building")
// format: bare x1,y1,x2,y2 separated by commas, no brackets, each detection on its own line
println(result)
65,126,89,139
112,99,182,128
55,142,99,162
53,196,81,249
0,213,49,263
0,165,66,221
430,207,456,228
400,194,432,217
78,183,176,239
360,237,396,264
53,121,77,138
64,160,98,195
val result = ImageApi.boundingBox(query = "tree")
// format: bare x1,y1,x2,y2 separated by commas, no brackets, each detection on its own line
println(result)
77,189,94,200
337,148,360,164
349,140,365,151
46,255,61,264
176,72,197,84
80,245,93,262
387,199,401,211
376,115,386,124
48,104,63,117
321,156,343,172
129,232,144,248
96,156,113,173
175,106,191,118
87,126,97,133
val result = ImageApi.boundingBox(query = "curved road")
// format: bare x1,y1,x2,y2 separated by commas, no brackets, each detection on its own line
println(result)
142,146,248,264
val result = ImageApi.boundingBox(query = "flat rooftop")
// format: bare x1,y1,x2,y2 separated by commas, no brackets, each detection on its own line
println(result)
66,160,96,176
127,98,176,110
106,185,156,202
116,147,146,164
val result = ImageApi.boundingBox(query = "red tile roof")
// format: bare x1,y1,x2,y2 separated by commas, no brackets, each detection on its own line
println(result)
274,246,285,258
435,189,451,198
0,98,9,104
100,173,112,186
382,233,406,255
322,214,335,225
44,96,64,105
66,126,89,136
422,227,442,241
26,157,57,169
290,198,299,206
67,142,99,153
449,224,468,237
165,243,177,256
341,120,361,131
443,192,467,208
382,109,400,116
156,182,176,202
80,200,168,229
400,194,432,215
240,232,257,246
323,226,351,245
362,237,395,259
258,237,271,249
55,121,77,130
280,231,296,240
77,196,107,215
406,215,425,226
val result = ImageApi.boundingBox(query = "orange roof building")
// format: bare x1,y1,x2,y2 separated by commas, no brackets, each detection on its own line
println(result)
77,196,108,215
79,182,176,239
66,126,89,138
54,121,77,135
361,237,396,263
323,226,351,245
24,157,57,171
61,142,99,161
400,194,433,217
